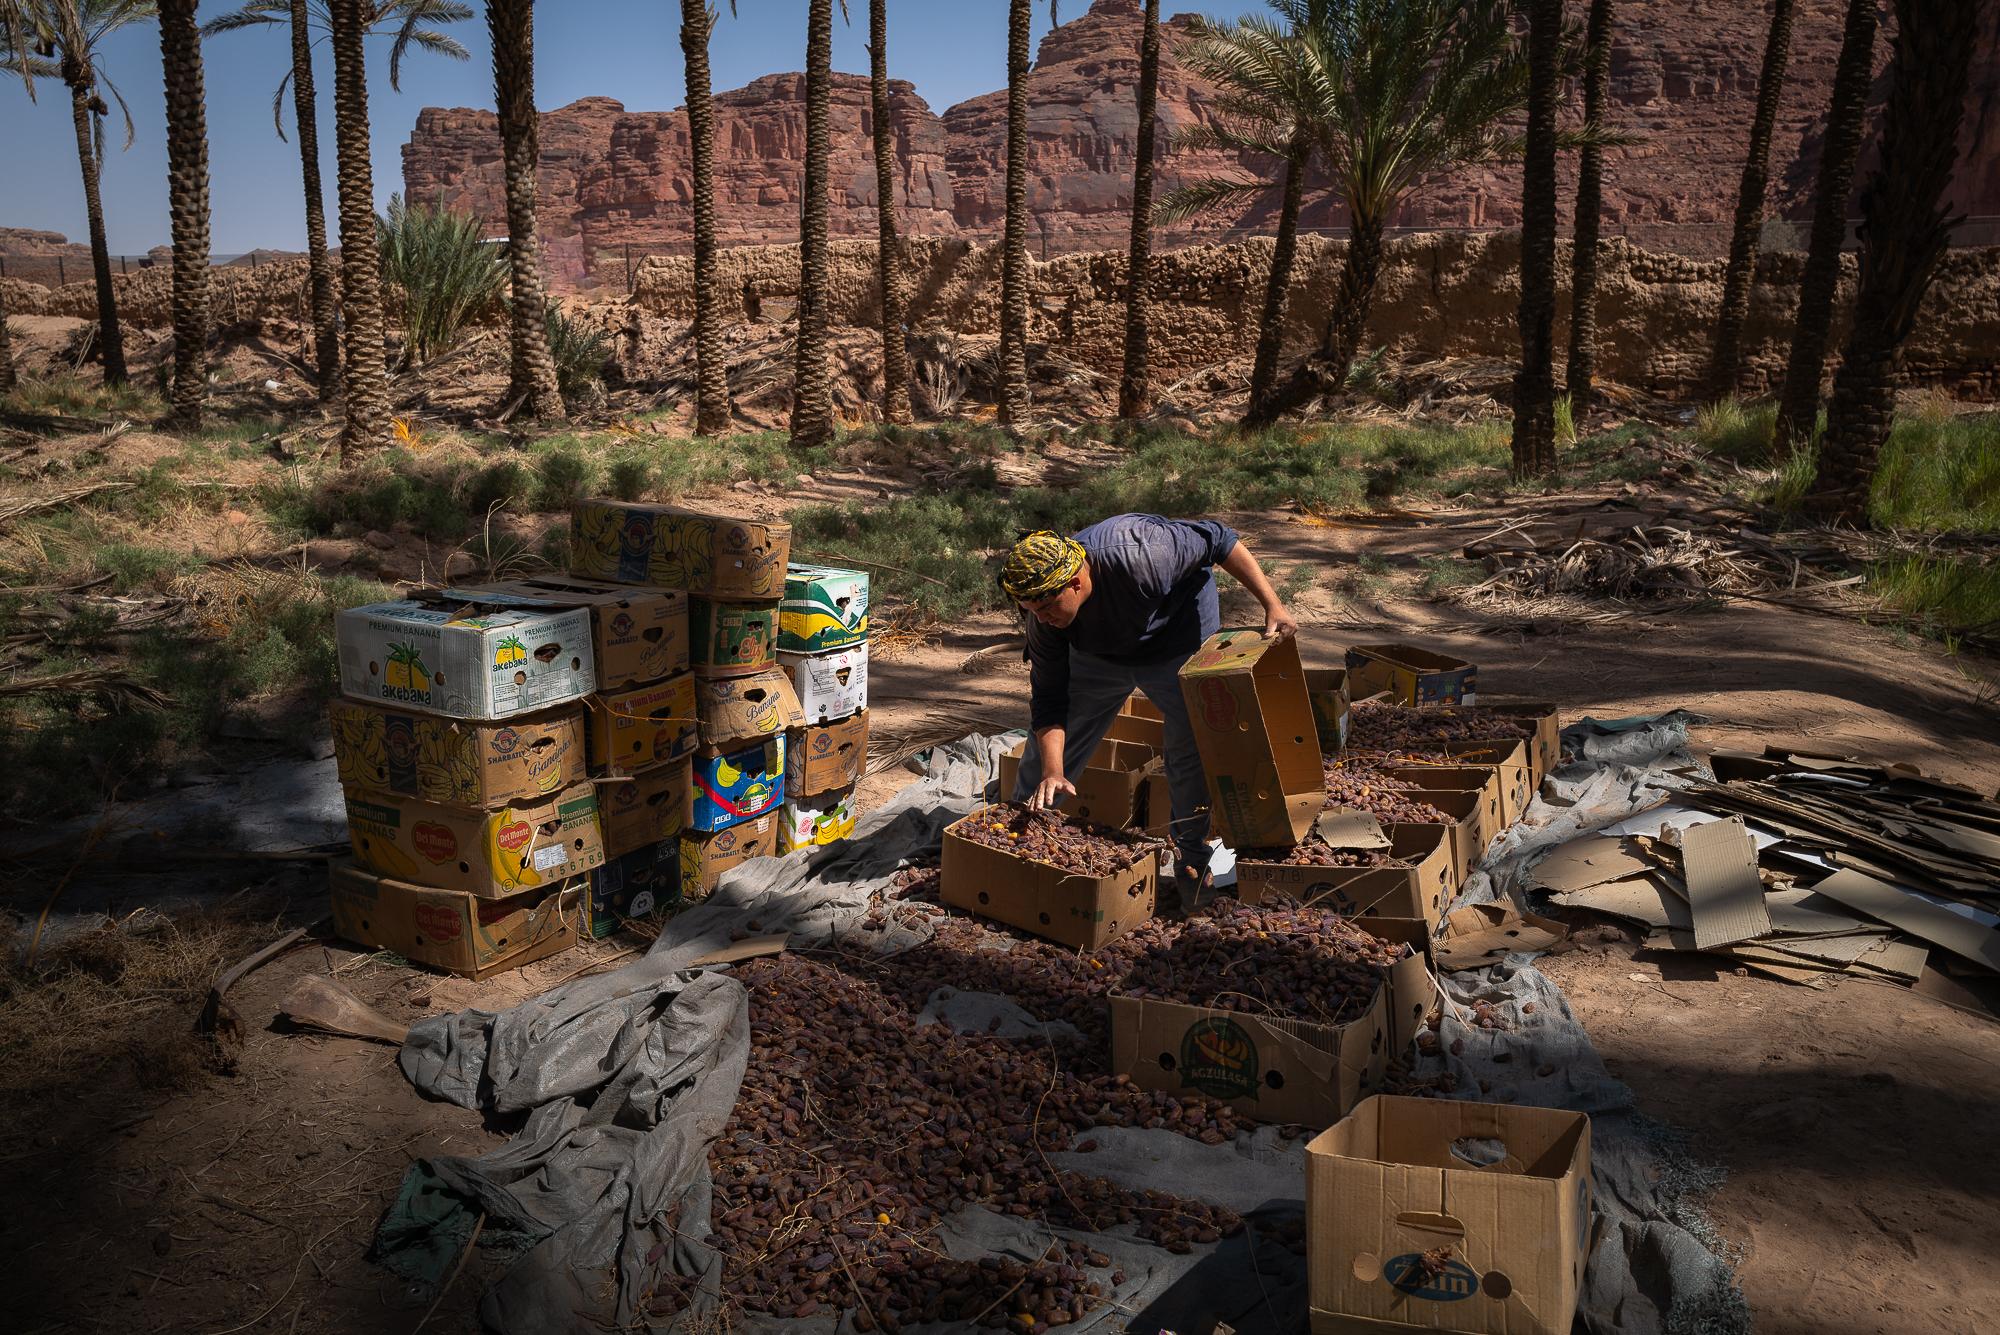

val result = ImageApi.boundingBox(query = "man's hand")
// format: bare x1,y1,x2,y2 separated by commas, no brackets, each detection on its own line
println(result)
1264,602,1298,639
1028,774,1077,810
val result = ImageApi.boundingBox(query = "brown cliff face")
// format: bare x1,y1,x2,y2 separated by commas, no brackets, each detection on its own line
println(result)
397,0,2000,287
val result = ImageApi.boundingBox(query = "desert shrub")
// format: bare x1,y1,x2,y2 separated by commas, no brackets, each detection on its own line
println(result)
376,194,508,366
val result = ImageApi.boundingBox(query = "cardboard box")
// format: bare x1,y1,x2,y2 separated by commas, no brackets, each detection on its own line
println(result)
939,807,1156,949
1353,916,1443,1053
778,644,869,724
1109,988,1390,1128
786,711,868,796
1179,630,1324,849
588,841,680,938
680,814,778,900
570,500,790,598
1238,824,1458,928
327,699,586,808
1387,765,1507,851
1344,644,1478,708
1307,667,1352,754
342,782,606,897
597,756,692,858
997,736,1160,829
335,593,595,720
690,735,786,833
780,563,870,653
589,672,699,777
1106,711,1166,750
329,860,584,979
1439,739,1534,828
1472,700,1562,779
1414,788,1487,888
695,666,806,744
689,597,778,676
1123,694,1164,722
446,576,689,690
779,784,857,852
1305,1096,1592,1335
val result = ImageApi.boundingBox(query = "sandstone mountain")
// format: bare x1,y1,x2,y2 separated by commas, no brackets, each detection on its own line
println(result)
400,0,1999,287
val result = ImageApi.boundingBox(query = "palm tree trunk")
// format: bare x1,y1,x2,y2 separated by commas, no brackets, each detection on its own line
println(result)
289,0,340,402
488,0,564,422
1513,0,1563,476
1117,0,1162,420
790,0,835,450
1774,0,1877,447
869,0,911,425
1808,0,1977,524
997,0,1033,427
328,0,391,457
1243,204,1384,428
0,285,14,392
1705,0,1795,402
1243,134,1308,425
158,0,210,430
1565,0,1613,413
680,0,730,435
65,74,126,386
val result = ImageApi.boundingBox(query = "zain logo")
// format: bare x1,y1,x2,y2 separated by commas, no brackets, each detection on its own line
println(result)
1382,1254,1479,1302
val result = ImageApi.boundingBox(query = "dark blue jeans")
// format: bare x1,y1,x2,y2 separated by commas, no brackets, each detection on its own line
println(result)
1008,647,1213,873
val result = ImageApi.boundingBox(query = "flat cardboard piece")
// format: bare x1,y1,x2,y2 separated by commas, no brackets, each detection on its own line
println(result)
1343,643,1478,707
596,756,692,858
1854,937,1928,982
1179,630,1324,849
688,933,792,967
589,672,699,777
1550,874,1691,932
335,593,596,720
1306,1095,1590,1335
447,576,689,690
999,736,1162,830
570,500,790,598
939,809,1156,950
588,841,680,937
1531,835,1659,893
1108,988,1389,1128
779,784,857,852
342,782,605,897
1306,667,1352,753
679,814,778,901
1760,932,1892,966
328,859,584,979
1436,902,1570,972
1237,824,1457,928
688,597,778,676
1317,808,1391,850
1761,888,1867,936
1683,817,1773,950
690,735,786,833
1806,869,2000,974
328,699,588,808
786,711,868,796
695,666,805,745
777,644,869,724
779,564,870,653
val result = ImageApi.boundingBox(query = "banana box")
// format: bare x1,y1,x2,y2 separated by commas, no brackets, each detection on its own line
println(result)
689,597,778,676
777,644,868,725
691,735,786,833
588,841,680,938
779,784,857,853
570,500,790,599
681,814,778,900
786,710,868,796
328,859,585,980
779,564,869,653
341,782,606,897
589,672,699,777
328,699,586,808
336,592,596,721
448,576,689,691
597,756,693,858
694,667,804,745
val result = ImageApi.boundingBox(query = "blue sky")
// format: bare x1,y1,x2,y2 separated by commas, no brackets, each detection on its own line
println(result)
0,1,1095,256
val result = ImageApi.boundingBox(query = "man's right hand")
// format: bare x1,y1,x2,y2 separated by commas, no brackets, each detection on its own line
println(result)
1028,774,1077,810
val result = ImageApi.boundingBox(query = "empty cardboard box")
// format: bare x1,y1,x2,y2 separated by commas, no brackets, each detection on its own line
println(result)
778,644,869,724
569,500,790,598
589,672,699,777
786,711,869,795
689,597,778,676
1179,630,1323,849
691,735,786,833
1345,644,1478,708
779,784,857,852
695,666,805,744
446,576,689,690
597,756,692,858
328,859,584,979
336,593,595,720
1307,667,1352,753
997,735,1161,829
680,814,778,900
780,564,870,652
328,699,587,808
940,806,1156,950
589,841,680,938
341,782,606,897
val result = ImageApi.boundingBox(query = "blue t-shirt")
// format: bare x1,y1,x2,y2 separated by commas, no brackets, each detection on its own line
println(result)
1025,514,1239,729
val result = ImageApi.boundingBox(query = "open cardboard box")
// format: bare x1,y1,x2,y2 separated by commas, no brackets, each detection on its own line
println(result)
1385,765,1507,852
446,575,689,690
589,672,699,777
328,859,584,979
1473,699,1562,779
1305,1095,1592,1335
997,735,1162,830
1306,667,1352,754
1344,644,1477,708
1180,630,1323,850
570,500,790,598
328,699,587,808
597,756,692,858
940,806,1156,950
1438,738,1534,827
1237,823,1458,930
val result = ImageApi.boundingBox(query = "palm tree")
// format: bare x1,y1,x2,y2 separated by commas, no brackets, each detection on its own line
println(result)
790,0,842,450
868,0,910,424
1704,0,1795,402
1512,0,1562,477
1248,0,1543,427
1,2,155,387
1808,0,1977,523
1116,0,1162,419
202,2,470,404
487,0,562,421
998,2,1058,429
680,0,731,434
1773,0,1877,447
0,2,34,393
327,0,387,455
156,0,208,428
1564,0,1612,413
0,290,14,393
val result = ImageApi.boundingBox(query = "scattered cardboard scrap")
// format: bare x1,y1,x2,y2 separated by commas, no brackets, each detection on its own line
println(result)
1315,807,1391,849
1551,875,1690,932
688,933,791,968
1434,902,1569,971
1531,835,1659,892
1804,870,2000,975
1682,818,1771,950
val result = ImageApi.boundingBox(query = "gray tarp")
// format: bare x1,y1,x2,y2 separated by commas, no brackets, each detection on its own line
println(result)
376,718,1749,1335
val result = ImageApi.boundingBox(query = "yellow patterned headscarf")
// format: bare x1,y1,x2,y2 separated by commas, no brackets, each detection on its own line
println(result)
1000,531,1086,600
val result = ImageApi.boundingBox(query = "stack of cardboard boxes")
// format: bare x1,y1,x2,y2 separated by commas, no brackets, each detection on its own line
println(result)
774,564,870,851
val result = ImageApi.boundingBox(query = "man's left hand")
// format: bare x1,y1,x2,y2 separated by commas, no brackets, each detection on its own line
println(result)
1264,603,1298,639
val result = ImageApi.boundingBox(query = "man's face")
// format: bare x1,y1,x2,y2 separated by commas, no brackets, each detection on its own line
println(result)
1020,576,1087,628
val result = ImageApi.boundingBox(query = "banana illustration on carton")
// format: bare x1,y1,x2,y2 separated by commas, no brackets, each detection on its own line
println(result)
485,808,541,891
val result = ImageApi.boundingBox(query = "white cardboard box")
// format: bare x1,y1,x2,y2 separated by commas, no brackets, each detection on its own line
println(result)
337,595,596,721
777,643,868,724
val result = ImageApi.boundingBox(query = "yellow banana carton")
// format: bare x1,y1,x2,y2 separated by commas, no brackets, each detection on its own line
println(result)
328,699,585,808
341,782,606,897
570,500,790,599
446,576,690,691
598,757,693,858
327,858,584,980
588,672,699,777
778,784,857,853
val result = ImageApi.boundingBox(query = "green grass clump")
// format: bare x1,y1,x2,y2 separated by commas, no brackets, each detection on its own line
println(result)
1868,407,2000,534
377,194,508,366
1869,555,2000,645
1419,555,1483,597
1695,398,1778,463
546,303,612,399
2,373,162,420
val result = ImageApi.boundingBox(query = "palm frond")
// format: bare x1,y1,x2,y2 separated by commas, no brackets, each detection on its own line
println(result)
271,66,292,141
200,1,289,37
1157,176,1277,227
